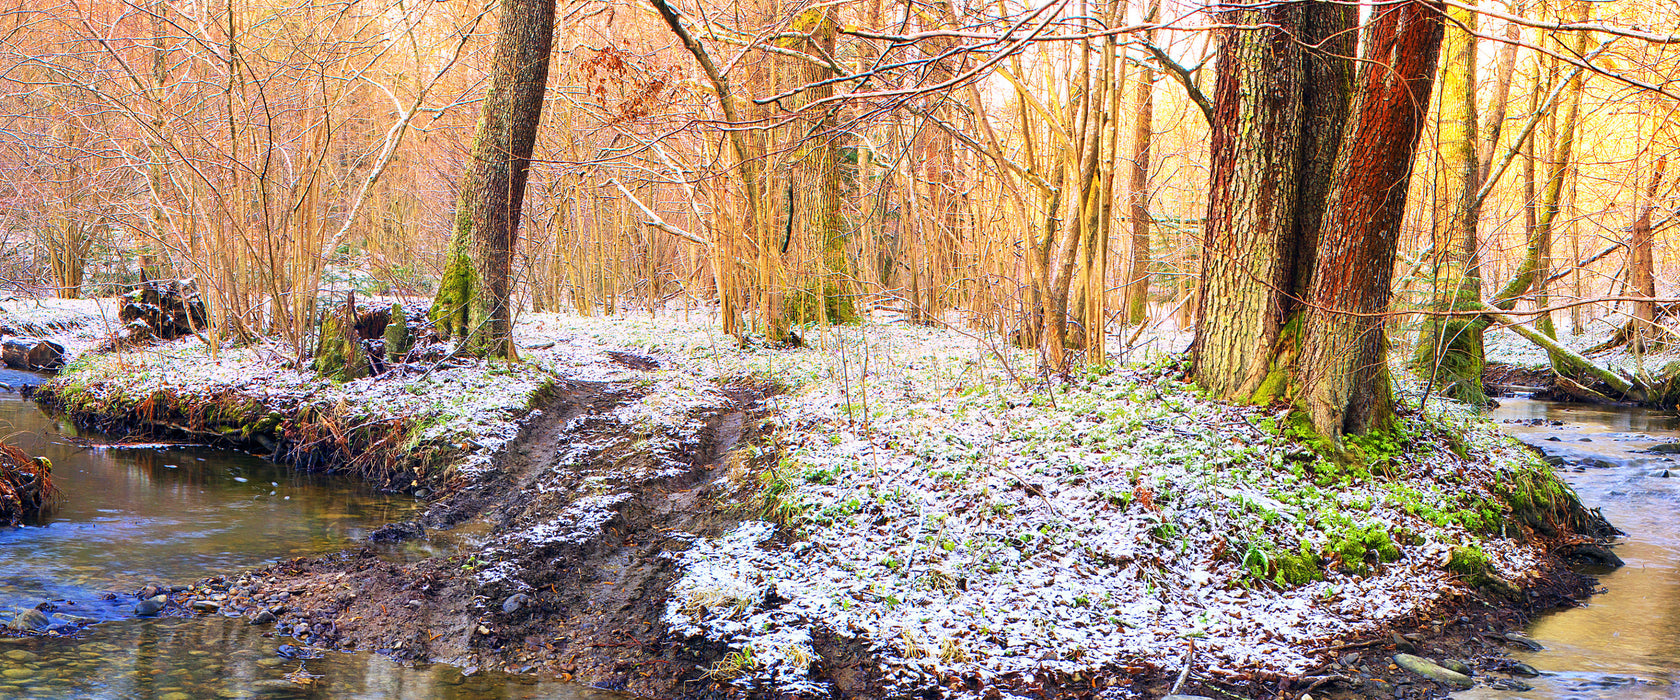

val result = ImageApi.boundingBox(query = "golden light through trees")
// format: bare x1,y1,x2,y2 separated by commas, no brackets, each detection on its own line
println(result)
0,0,1677,430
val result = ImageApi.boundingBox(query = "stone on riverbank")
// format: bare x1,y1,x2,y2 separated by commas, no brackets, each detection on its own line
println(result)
1393,653,1474,688
134,595,169,616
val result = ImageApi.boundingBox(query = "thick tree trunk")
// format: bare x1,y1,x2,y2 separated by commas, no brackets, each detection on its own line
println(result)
1192,0,1309,401
1297,0,1444,438
431,0,556,357
1192,0,1351,403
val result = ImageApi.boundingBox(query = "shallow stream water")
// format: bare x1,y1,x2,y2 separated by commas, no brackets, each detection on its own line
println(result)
1465,398,1680,699
0,368,614,699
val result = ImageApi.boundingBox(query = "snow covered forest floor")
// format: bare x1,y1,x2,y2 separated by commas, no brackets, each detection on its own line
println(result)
2,298,1606,697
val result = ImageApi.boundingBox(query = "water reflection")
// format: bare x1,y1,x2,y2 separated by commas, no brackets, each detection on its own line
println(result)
0,373,620,698
0,616,614,699
0,388,421,617
1462,398,1680,699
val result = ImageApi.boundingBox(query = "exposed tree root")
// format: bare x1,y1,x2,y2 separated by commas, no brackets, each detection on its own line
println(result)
0,441,58,525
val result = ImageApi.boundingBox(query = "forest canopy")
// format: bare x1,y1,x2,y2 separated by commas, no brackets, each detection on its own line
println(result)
0,0,1677,438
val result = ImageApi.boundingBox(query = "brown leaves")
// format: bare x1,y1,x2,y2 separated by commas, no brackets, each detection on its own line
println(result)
579,44,679,125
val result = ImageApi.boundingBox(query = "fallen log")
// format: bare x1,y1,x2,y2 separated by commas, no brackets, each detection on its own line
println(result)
1481,305,1641,401
0,337,66,371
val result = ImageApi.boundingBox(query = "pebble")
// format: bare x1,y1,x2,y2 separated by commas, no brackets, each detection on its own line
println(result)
3,650,36,662
190,600,220,613
160,692,193,700
0,669,31,680
135,595,169,616
249,610,276,625
502,593,531,615
1509,662,1541,677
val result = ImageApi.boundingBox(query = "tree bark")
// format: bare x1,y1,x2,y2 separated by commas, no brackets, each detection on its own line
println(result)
1296,0,1445,438
1191,0,1351,403
1192,0,1309,401
1631,155,1667,351
430,0,557,358
1123,0,1158,326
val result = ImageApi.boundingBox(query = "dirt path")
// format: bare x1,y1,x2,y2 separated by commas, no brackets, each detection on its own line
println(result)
179,377,775,698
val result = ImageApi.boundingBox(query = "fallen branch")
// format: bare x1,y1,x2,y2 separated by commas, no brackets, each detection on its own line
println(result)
1481,303,1642,401
609,178,710,247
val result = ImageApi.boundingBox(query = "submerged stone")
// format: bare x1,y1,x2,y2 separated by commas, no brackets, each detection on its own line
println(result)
5,609,47,632
134,595,169,616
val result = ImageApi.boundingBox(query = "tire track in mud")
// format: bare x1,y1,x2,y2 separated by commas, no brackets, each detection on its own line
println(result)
190,377,779,698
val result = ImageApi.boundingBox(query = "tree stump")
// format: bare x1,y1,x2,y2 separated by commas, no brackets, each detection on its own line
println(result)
117,279,208,340
313,296,371,381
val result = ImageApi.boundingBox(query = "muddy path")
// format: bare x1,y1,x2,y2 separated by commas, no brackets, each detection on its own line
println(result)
178,377,777,698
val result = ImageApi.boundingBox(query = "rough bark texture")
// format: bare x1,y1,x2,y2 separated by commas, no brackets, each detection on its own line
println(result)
1192,1,1308,401
1192,0,1351,404
430,0,556,357
1297,0,1444,438
785,7,859,326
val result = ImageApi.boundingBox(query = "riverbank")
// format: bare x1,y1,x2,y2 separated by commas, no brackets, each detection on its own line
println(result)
1483,325,1680,403
0,301,1621,698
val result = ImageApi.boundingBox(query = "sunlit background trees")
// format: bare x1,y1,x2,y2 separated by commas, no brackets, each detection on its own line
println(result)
0,0,1676,424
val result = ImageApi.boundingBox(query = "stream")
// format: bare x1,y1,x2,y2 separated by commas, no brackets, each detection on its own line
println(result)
0,368,615,699
1465,398,1680,699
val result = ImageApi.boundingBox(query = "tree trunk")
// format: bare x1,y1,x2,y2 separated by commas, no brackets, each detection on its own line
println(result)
1124,0,1158,327
1296,0,1445,438
1631,155,1667,351
431,0,557,358
1413,3,1486,404
1192,0,1310,401
1192,0,1351,403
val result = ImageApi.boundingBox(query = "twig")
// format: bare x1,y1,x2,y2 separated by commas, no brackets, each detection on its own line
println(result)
1298,674,1353,695
1171,639,1195,695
